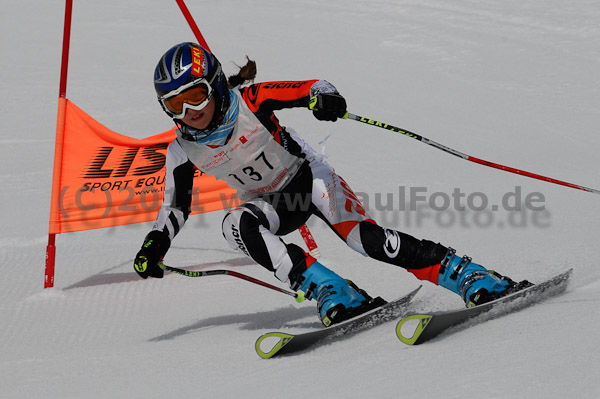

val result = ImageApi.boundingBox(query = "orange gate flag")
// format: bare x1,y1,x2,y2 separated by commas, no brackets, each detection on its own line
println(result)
48,99,238,234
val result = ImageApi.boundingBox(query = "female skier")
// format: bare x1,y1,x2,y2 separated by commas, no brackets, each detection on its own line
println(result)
134,42,531,327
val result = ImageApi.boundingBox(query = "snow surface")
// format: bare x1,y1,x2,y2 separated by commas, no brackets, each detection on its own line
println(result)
2,0,599,397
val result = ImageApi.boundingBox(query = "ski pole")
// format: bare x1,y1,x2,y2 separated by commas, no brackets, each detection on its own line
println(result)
161,263,305,302
343,112,600,195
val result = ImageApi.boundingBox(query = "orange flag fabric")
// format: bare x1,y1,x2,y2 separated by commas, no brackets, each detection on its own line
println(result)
48,99,238,234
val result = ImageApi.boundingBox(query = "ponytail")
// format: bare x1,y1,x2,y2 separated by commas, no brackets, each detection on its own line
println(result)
228,56,257,88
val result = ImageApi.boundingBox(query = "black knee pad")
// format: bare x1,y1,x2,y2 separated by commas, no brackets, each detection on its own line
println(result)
359,221,447,269
409,239,448,269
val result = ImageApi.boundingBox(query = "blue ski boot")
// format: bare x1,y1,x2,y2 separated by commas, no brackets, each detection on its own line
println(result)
292,261,379,327
438,249,533,307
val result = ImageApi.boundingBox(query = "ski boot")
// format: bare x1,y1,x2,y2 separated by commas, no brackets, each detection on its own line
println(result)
437,249,533,308
291,261,383,327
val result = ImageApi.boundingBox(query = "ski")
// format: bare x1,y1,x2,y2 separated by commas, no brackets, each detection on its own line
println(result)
255,285,422,359
396,268,573,345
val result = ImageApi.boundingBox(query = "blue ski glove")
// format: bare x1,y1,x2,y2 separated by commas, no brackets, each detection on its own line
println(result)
134,230,171,279
309,80,347,122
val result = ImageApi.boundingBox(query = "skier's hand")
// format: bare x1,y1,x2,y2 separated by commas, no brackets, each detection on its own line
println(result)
309,80,347,122
309,92,347,122
133,230,170,279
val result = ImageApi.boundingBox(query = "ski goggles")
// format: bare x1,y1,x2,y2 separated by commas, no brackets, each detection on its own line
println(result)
159,79,214,119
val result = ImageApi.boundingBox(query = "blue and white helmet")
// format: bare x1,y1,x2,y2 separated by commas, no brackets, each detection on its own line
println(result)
154,42,230,132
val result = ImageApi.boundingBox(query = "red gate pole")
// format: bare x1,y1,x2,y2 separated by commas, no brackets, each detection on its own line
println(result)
45,0,74,288
174,0,211,51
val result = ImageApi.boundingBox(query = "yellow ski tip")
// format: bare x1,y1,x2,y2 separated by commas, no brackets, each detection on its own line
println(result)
395,314,433,345
255,332,294,359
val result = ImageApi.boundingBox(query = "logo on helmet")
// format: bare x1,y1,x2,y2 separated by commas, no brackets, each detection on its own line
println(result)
191,47,204,77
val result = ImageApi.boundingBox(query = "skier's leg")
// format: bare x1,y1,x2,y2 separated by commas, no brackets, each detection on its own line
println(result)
357,220,532,305
221,199,309,284
308,158,446,269
309,159,530,306
221,163,370,325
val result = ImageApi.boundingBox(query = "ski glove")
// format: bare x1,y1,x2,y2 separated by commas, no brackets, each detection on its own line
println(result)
134,230,171,279
309,80,347,122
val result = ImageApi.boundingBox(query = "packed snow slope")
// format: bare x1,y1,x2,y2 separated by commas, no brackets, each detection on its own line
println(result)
2,0,599,398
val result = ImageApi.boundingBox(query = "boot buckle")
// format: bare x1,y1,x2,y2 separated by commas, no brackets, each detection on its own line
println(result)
439,247,456,275
450,255,472,281
305,282,317,301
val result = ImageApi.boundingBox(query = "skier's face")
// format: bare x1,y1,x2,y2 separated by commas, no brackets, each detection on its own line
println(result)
181,97,216,130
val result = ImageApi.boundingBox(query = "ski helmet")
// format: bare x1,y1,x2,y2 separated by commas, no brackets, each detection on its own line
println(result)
154,42,230,133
